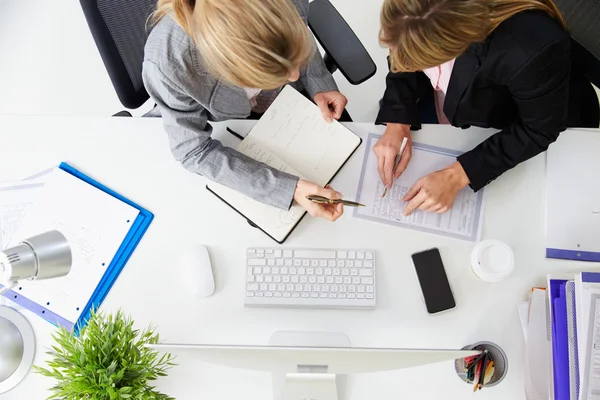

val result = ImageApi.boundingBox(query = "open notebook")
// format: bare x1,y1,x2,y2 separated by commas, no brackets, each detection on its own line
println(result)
207,86,361,243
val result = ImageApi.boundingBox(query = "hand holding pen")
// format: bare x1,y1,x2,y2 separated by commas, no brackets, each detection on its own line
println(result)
373,124,412,198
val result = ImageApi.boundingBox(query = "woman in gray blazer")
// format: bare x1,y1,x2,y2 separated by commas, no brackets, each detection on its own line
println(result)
143,0,348,221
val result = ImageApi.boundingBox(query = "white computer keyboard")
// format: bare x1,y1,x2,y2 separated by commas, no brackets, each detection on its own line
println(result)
245,248,376,309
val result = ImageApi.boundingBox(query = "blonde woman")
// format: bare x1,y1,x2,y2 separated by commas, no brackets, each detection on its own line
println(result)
374,0,599,215
143,0,349,221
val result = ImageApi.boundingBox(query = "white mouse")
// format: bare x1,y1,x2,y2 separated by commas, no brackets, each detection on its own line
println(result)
179,245,215,298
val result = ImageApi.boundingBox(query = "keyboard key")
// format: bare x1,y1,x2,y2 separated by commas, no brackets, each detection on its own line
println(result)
357,251,365,259
349,251,356,259
285,259,293,267
304,284,311,292
256,292,264,297
260,284,268,291
339,294,347,299
264,267,271,274
319,260,327,267
311,293,319,298
248,249,256,254
326,277,334,284
274,276,281,283
257,249,265,255
275,293,282,298
313,285,321,292
281,267,288,274
267,259,275,266
328,260,336,267
265,253,275,259
337,260,345,268
293,259,301,267
266,249,273,254
360,269,374,276
302,293,310,298
284,293,291,298
322,285,330,292
290,268,297,275
282,276,290,283
316,268,323,275
346,261,354,268
344,277,351,284
286,284,294,292
366,252,374,260
283,250,293,258
329,294,337,299
355,260,363,268
325,269,332,276
352,277,360,285
249,259,266,266
309,276,316,283
317,276,325,284
361,278,374,285
338,251,347,259
340,285,347,293
247,267,253,276
307,268,314,275
292,293,300,298
247,292,255,297
298,268,306,275
292,276,299,283
348,294,356,299
278,284,285,291
274,250,282,258
367,294,374,299
276,259,284,266
247,275,255,282
311,260,319,267
320,293,328,298
295,250,336,259
351,269,359,276
272,267,279,275
247,284,259,291
256,275,264,283
342,269,349,276
302,260,310,267
357,294,365,299
269,284,276,291
295,284,303,292
358,286,365,293
333,268,341,276
335,277,343,284
331,285,338,293
256,253,264,258
364,261,374,268
254,267,262,274
367,286,374,293
349,285,356,293
300,276,308,283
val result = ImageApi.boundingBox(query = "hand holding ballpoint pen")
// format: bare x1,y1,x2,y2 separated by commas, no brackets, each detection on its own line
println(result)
382,137,409,198
306,195,365,207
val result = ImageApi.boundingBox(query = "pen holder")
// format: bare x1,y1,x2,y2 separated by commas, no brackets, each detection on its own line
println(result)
454,341,508,387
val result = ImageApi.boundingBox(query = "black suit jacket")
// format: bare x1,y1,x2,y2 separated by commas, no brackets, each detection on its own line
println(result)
376,11,599,191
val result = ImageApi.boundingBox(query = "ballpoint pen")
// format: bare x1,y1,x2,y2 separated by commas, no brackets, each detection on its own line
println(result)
382,137,409,199
306,195,365,207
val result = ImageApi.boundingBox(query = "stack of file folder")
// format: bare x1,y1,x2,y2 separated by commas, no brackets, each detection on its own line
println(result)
520,273,600,400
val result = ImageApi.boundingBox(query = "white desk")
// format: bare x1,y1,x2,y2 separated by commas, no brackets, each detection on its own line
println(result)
0,115,593,400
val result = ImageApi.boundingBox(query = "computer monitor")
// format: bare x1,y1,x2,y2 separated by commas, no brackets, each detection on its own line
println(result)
148,332,480,400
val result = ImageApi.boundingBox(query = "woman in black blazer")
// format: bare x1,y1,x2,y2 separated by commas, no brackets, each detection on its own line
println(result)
375,0,599,215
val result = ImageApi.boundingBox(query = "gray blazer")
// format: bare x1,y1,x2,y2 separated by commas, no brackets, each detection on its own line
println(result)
142,0,338,210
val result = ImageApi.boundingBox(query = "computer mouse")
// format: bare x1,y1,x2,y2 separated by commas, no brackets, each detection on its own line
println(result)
179,245,215,298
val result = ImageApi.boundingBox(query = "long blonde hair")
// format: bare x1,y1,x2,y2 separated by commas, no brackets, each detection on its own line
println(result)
380,0,566,72
152,0,314,89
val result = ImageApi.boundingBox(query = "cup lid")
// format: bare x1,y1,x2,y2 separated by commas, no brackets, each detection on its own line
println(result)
471,240,515,282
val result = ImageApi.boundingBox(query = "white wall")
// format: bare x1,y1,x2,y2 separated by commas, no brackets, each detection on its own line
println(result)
0,0,389,121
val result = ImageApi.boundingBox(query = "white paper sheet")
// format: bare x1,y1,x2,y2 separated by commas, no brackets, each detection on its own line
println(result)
525,288,551,400
0,180,46,249
353,133,485,241
208,86,360,242
518,301,530,343
582,295,600,400
9,168,139,323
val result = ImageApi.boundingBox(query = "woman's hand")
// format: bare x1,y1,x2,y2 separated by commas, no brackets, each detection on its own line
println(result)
402,162,470,216
314,91,348,123
294,179,344,222
373,123,412,188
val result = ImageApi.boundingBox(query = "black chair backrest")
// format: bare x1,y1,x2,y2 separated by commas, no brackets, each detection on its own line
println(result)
553,0,600,87
80,0,156,109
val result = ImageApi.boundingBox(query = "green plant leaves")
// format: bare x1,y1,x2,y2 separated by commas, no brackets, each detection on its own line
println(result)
33,309,176,400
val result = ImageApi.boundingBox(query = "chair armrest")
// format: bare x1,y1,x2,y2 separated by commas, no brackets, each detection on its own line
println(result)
308,0,377,85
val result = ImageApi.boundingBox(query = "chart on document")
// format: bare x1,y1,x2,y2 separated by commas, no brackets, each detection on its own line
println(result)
353,133,484,242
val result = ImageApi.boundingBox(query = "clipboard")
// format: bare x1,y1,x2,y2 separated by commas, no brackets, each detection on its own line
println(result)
0,163,154,333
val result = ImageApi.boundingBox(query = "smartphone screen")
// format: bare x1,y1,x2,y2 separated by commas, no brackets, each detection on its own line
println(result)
412,248,456,314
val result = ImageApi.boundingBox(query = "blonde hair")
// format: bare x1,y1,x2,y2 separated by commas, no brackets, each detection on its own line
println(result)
380,0,566,72
152,0,314,89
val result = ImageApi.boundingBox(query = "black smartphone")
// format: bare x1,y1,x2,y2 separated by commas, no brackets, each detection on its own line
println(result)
411,248,456,314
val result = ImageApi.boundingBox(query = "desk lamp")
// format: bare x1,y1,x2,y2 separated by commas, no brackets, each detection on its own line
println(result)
0,230,72,394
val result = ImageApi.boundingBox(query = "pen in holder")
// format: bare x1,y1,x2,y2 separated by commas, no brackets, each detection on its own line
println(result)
454,341,508,391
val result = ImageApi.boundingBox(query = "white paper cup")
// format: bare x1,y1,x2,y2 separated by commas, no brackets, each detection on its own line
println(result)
470,240,514,282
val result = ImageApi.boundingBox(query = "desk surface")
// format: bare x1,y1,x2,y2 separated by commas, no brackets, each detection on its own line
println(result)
0,115,593,400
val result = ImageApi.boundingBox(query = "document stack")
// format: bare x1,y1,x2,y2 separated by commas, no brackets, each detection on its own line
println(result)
519,273,600,400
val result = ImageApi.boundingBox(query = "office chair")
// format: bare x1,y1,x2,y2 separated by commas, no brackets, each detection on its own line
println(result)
80,0,377,115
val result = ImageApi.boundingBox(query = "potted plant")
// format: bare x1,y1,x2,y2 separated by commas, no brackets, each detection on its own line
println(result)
35,309,176,399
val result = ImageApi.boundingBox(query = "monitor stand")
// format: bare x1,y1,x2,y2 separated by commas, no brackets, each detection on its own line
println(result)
269,331,350,400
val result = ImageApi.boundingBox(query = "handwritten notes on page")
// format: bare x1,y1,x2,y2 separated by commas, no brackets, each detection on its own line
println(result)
10,168,139,323
208,86,360,242
353,133,484,242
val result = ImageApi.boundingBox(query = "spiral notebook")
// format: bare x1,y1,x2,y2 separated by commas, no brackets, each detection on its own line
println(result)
0,163,153,333
207,86,361,243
